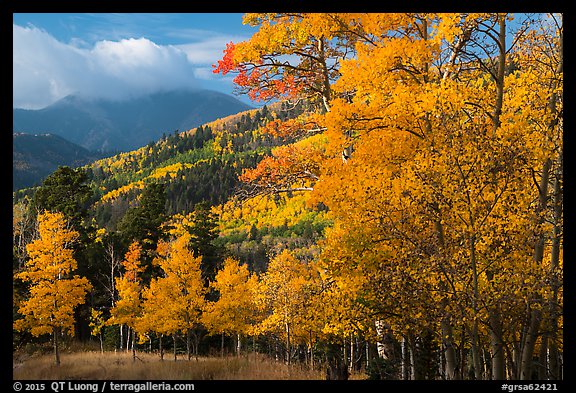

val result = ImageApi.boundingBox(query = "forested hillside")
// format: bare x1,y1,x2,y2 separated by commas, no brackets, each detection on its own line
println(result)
13,132,107,190
13,13,562,382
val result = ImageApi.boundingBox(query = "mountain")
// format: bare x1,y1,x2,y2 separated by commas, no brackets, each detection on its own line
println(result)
13,89,253,152
13,133,106,191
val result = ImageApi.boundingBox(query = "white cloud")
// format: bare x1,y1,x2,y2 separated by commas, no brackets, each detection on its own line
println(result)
13,24,204,109
13,24,86,109
177,34,245,65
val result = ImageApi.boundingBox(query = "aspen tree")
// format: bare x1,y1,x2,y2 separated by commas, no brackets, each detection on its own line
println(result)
14,211,92,366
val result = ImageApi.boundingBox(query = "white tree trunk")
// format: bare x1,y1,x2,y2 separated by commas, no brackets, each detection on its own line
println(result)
375,320,387,359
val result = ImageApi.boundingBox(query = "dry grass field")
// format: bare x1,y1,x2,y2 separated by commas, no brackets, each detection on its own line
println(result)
13,350,359,380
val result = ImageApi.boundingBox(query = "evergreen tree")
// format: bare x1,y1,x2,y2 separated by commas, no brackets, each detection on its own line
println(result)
32,166,92,229
118,182,167,246
186,202,221,282
117,182,167,281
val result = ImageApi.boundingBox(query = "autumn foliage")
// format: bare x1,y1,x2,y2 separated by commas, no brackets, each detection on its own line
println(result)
13,12,562,381
14,211,92,365
214,12,563,380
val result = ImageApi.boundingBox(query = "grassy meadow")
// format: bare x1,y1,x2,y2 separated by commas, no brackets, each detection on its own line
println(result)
13,349,367,380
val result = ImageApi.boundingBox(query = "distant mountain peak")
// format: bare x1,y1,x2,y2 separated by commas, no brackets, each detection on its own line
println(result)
13,89,253,152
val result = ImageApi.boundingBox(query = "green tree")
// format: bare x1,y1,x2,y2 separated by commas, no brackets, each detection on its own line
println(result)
118,182,167,246
117,182,167,280
89,308,106,353
186,202,221,282
32,166,91,228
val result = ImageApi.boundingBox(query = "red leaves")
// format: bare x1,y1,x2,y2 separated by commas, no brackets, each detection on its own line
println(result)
238,139,324,197
213,39,302,102
212,41,237,75
261,117,314,139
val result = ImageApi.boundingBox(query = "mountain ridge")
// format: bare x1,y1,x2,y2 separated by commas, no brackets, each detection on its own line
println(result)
13,132,107,191
13,89,254,152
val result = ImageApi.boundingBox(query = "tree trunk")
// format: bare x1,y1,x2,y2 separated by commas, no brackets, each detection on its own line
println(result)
131,328,136,362
548,340,560,380
488,19,507,379
547,154,562,380
520,307,541,380
159,334,164,361
308,331,315,369
193,331,199,361
492,14,507,135
186,329,191,361
237,333,241,357
470,322,483,380
442,320,459,379
119,324,124,351
285,321,291,365
490,307,505,379
469,233,484,380
520,157,552,380
53,326,61,366
348,336,358,372
410,341,416,380
408,334,419,380
365,340,370,371
401,336,410,380
537,335,548,379
375,320,387,359
173,334,177,361
221,332,225,357
342,337,348,371
434,212,459,380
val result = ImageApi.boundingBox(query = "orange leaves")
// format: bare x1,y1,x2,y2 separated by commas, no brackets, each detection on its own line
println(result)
175,13,566,362
14,211,92,337
109,243,144,328
212,13,348,105
137,233,206,338
121,242,144,282
212,41,237,76
261,113,325,140
203,257,259,336
238,134,326,198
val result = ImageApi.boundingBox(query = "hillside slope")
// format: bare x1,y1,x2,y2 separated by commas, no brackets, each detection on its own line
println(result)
13,133,105,191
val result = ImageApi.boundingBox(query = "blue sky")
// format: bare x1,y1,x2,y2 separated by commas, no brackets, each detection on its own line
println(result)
13,13,258,109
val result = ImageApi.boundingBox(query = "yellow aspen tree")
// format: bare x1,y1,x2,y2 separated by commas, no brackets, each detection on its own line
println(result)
257,249,321,365
213,13,363,199
152,232,206,360
138,276,181,361
312,13,561,379
14,211,92,366
213,13,355,109
89,308,106,353
219,12,562,380
108,241,144,361
202,257,259,356
508,13,563,380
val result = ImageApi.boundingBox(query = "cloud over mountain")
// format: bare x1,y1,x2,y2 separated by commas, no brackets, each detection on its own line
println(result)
13,24,201,109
